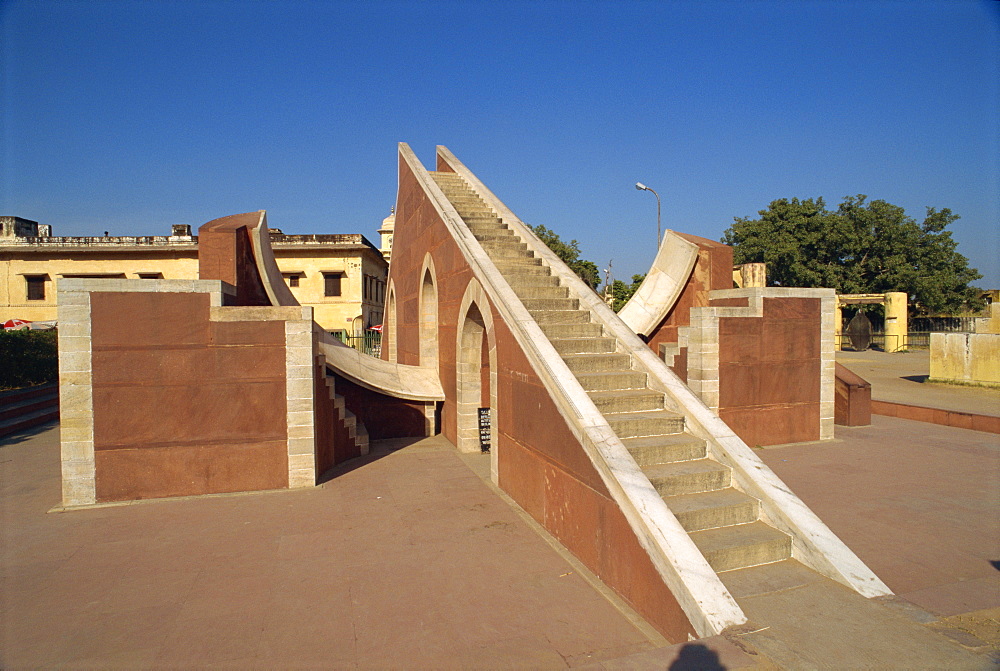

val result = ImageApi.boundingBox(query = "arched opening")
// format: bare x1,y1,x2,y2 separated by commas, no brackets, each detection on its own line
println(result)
419,256,439,368
454,280,498,471
385,282,397,362
456,303,487,453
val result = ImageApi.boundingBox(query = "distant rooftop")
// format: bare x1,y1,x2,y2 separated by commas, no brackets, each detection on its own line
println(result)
0,219,380,253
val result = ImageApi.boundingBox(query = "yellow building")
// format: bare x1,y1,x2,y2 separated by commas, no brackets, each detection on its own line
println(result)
0,216,387,336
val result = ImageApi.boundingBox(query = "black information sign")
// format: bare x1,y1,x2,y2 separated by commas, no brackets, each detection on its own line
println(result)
478,407,491,454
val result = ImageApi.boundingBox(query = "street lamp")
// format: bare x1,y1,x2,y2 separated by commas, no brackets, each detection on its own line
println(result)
635,182,661,248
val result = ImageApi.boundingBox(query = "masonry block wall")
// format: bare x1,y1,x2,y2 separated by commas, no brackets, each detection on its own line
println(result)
647,236,833,446
712,293,829,446
89,291,291,500
383,148,695,643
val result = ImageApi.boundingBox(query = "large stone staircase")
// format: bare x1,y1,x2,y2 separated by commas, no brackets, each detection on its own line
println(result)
430,170,792,577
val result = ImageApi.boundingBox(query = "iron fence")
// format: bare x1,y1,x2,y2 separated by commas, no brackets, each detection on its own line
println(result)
331,331,381,358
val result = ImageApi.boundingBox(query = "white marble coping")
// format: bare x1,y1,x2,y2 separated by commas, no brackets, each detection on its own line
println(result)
618,232,699,337
243,209,444,403
58,278,235,302
315,331,444,402
247,210,299,309
426,144,746,637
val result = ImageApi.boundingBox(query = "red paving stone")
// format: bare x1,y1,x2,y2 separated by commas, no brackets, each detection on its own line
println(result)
1,426,676,669
3,411,997,668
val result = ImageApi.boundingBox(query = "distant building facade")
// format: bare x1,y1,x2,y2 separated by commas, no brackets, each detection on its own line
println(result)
377,209,395,263
0,217,387,336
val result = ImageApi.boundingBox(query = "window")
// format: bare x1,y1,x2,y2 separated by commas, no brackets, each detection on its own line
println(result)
323,272,342,297
26,276,46,301
137,273,162,279
283,273,300,288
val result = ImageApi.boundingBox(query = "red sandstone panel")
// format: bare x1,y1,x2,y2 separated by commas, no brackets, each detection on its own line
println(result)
542,462,602,570
93,380,287,449
870,401,1000,434
762,296,819,321
91,293,211,348
717,363,761,408
671,347,688,383
89,290,290,501
646,237,733,359
971,414,1000,434
314,368,336,476
598,496,697,643
760,319,820,362
91,346,285,387
710,297,749,308
756,360,820,405
719,402,820,446
497,439,546,522
718,323,762,365
95,441,288,501
197,212,269,306
212,320,285,346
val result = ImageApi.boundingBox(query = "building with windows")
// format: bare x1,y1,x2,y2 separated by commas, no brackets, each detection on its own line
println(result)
0,216,387,336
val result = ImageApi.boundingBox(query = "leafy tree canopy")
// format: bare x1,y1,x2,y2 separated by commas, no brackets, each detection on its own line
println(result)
609,274,646,312
529,224,600,289
722,195,982,314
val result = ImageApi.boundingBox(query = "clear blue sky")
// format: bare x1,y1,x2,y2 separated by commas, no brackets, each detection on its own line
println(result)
2,0,997,288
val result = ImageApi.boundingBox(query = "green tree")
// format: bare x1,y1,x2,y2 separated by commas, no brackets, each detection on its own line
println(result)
608,274,646,312
722,195,982,314
529,224,600,289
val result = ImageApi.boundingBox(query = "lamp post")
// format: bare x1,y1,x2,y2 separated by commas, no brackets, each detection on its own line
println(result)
635,182,661,248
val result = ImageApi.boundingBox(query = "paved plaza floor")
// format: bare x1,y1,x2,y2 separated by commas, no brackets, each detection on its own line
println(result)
837,349,1000,417
2,405,998,667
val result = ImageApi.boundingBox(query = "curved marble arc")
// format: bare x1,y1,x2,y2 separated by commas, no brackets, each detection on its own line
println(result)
617,231,699,337
247,210,444,402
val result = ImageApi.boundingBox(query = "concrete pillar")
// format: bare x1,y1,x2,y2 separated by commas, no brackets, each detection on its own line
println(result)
884,292,908,352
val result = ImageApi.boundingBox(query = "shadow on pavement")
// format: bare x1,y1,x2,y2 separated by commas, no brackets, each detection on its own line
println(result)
316,436,427,485
669,643,725,670
0,420,59,448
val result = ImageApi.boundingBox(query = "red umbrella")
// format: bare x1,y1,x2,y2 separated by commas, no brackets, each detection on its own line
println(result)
3,319,31,331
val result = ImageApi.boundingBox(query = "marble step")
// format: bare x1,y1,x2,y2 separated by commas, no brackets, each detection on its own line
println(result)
689,521,792,572
642,458,730,495
606,409,686,439
664,488,760,532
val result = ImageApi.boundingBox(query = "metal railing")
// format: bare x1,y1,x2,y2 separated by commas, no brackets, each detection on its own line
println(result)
331,331,381,358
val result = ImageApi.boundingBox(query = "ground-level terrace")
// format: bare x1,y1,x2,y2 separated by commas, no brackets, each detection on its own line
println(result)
1,408,997,669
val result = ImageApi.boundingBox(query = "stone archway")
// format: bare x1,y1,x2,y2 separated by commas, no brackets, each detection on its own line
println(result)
385,281,397,362
454,280,498,480
419,254,439,368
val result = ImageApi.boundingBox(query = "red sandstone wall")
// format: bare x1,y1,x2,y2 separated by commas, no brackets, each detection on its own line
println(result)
715,296,822,446
383,150,694,642
646,235,732,357
198,212,270,306
90,292,289,501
